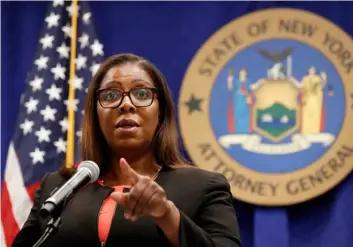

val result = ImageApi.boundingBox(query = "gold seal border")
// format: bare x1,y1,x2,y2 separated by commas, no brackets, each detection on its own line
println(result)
178,8,353,206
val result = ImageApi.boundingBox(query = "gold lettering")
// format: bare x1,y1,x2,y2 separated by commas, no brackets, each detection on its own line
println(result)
286,180,299,195
323,32,353,74
198,56,217,77
299,176,311,191
279,19,317,37
229,32,242,47
247,20,269,37
213,47,227,62
328,158,343,172
338,145,353,162
286,145,353,195
320,165,333,180
198,143,217,161
198,32,242,78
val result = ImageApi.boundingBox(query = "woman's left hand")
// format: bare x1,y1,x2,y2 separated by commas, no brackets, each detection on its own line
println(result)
110,158,173,222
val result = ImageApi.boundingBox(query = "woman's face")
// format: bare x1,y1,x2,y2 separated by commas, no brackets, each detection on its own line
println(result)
96,63,159,151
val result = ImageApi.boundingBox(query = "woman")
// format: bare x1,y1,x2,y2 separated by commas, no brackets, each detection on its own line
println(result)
12,53,242,247
300,67,327,134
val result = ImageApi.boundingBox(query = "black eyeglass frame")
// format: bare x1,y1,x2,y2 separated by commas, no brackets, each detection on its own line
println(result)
95,87,158,108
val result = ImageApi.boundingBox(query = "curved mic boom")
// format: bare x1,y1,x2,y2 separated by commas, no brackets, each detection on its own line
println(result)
39,160,100,219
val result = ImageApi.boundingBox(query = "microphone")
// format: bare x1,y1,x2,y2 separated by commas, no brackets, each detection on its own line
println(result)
39,160,100,219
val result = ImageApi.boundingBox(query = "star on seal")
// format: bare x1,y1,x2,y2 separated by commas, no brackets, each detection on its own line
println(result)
184,94,203,115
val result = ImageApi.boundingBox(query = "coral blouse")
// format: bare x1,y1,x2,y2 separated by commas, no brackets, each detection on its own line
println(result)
97,180,130,245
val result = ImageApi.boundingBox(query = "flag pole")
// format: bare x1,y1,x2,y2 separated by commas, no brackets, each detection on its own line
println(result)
66,0,79,168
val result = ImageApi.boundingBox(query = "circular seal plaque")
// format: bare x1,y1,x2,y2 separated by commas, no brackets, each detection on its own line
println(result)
179,8,353,206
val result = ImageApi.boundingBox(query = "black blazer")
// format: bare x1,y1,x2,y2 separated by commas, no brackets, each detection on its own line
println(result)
12,167,241,247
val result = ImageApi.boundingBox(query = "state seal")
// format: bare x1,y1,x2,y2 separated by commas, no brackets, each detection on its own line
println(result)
179,8,353,206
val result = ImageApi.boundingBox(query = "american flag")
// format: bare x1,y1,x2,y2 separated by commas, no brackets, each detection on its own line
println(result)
1,1,104,246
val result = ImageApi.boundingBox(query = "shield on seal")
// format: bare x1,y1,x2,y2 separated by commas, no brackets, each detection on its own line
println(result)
252,78,300,142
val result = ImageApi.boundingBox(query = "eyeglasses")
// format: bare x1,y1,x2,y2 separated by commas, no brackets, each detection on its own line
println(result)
96,87,157,108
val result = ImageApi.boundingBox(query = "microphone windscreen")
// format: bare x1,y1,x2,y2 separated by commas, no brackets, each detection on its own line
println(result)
78,161,100,182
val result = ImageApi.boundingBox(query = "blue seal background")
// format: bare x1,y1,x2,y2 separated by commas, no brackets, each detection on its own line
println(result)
209,39,346,174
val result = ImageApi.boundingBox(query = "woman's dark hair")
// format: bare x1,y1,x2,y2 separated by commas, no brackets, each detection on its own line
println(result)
60,53,188,177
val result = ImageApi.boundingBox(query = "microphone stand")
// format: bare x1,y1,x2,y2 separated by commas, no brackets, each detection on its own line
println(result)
32,217,62,247
32,189,70,247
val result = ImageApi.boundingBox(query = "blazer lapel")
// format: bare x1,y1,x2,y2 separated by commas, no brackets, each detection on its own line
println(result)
53,182,114,246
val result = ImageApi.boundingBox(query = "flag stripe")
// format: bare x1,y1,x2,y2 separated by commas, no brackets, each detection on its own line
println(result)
1,182,20,246
5,142,33,229
0,217,8,247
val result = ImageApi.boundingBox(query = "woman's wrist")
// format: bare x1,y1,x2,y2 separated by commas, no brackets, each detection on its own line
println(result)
153,200,180,246
154,200,179,225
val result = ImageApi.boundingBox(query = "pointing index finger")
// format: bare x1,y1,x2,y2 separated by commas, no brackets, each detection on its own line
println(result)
120,158,139,185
